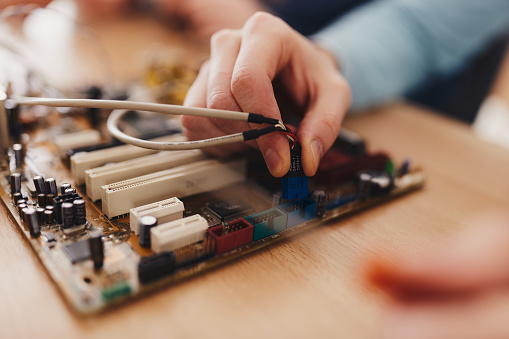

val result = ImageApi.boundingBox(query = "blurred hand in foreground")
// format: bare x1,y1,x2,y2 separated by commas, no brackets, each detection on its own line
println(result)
182,12,350,177
367,211,509,339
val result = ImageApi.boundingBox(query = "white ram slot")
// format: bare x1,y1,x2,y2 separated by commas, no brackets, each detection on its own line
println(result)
71,134,185,185
129,197,185,235
151,214,208,253
85,150,207,201
101,159,245,218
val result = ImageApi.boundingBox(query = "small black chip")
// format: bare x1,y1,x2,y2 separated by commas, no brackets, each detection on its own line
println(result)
207,198,251,222
63,240,91,264
44,233,56,242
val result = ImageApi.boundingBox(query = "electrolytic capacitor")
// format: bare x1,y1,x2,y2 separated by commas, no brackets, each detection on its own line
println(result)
18,203,27,221
13,192,22,204
33,176,46,195
310,190,327,217
60,183,71,195
25,207,40,237
64,188,76,195
139,215,157,248
37,193,46,207
44,210,54,225
10,173,21,196
13,144,23,168
61,202,74,229
17,199,26,207
44,178,58,197
88,231,104,269
36,207,45,225
46,194,54,207
73,199,86,225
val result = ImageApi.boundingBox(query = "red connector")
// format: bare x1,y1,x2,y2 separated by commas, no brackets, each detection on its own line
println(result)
207,218,254,255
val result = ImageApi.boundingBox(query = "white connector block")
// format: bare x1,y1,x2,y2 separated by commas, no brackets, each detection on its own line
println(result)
70,134,186,185
85,150,207,201
129,197,184,235
101,159,245,218
151,214,208,253
54,130,101,157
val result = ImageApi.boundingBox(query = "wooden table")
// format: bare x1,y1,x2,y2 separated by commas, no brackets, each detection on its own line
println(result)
1,4,509,339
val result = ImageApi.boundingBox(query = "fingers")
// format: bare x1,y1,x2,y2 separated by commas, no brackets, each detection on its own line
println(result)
184,12,350,177
382,290,509,339
182,61,249,157
297,73,350,176
368,211,509,299
230,12,302,176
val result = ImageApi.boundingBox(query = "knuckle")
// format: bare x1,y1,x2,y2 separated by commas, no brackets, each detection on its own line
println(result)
246,11,279,29
210,29,239,48
230,65,257,100
207,88,237,111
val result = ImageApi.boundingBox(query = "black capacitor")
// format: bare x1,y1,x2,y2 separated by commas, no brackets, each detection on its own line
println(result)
13,192,22,204
44,210,54,225
61,202,74,228
17,199,26,207
73,199,87,225
310,190,327,218
357,172,372,200
10,173,21,196
37,193,46,207
13,143,23,168
25,207,40,237
18,203,27,221
46,194,54,207
44,178,58,197
139,215,157,248
88,231,104,269
33,176,46,195
64,188,76,194
45,205,54,211
36,207,45,225
60,183,71,195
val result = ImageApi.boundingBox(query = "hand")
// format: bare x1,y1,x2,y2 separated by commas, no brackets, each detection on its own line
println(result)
367,211,509,339
151,0,265,39
182,12,350,177
0,0,51,8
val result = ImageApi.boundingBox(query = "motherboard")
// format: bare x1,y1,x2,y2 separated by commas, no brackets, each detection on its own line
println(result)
0,39,424,315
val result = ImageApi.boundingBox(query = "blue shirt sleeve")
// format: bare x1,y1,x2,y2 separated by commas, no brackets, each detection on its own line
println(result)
311,0,509,109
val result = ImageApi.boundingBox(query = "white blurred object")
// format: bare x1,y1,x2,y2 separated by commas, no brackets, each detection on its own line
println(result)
473,95,509,149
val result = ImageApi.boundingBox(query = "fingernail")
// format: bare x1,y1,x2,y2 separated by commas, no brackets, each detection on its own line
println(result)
265,149,282,175
311,139,323,169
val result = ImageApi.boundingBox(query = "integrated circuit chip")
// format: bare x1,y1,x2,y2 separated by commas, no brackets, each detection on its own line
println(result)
206,198,251,222
63,240,91,264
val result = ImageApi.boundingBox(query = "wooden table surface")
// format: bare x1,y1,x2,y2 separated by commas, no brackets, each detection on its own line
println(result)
1,3,509,339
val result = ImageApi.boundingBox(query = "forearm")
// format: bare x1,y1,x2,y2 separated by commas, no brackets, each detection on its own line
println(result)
312,0,509,109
